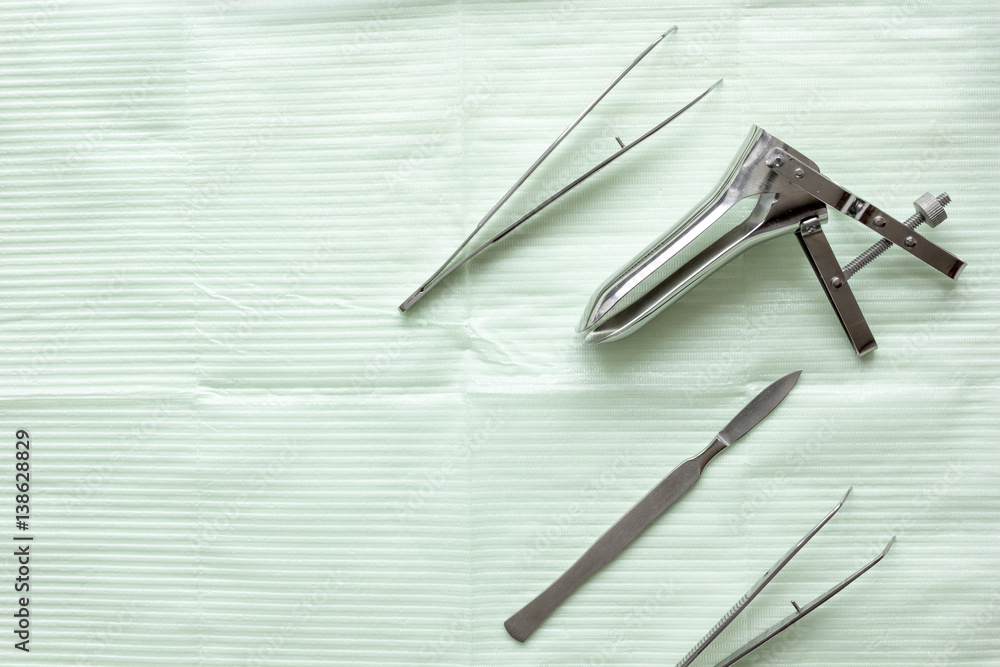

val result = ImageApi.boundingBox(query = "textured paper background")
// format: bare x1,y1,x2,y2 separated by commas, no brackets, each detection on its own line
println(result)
0,1,998,665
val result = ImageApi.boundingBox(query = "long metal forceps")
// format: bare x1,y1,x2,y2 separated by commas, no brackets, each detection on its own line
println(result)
579,125,966,354
678,489,895,667
399,29,721,313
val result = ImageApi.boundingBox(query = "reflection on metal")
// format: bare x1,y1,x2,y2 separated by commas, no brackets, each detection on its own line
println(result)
579,125,965,354
399,29,721,312
680,490,894,667
504,371,801,642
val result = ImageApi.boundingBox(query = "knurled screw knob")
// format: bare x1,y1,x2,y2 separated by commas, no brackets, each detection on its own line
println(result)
913,192,949,227
841,193,950,280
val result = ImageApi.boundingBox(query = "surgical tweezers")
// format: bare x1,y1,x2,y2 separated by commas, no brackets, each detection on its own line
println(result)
400,29,721,312
677,489,895,667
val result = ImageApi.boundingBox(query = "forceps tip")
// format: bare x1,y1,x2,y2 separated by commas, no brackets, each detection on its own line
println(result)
841,486,853,504
828,487,851,515
882,535,897,556
661,26,679,39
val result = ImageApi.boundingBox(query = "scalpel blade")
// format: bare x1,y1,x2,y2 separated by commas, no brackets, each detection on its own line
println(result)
504,371,801,642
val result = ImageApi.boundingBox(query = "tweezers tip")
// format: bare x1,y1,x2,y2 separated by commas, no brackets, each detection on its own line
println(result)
662,26,679,39
882,536,897,556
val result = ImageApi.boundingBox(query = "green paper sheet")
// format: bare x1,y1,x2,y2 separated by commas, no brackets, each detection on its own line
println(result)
1,1,998,665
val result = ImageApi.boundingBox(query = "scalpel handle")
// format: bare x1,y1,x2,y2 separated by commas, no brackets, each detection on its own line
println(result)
504,439,725,642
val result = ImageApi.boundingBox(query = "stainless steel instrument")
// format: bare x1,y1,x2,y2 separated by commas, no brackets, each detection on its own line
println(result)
399,30,721,313
677,489,894,667
579,125,965,354
504,370,801,642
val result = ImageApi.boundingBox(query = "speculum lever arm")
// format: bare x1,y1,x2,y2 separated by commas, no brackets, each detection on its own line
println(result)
765,148,966,279
796,217,877,355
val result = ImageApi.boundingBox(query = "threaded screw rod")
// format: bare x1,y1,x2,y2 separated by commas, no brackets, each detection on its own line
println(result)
842,193,951,279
